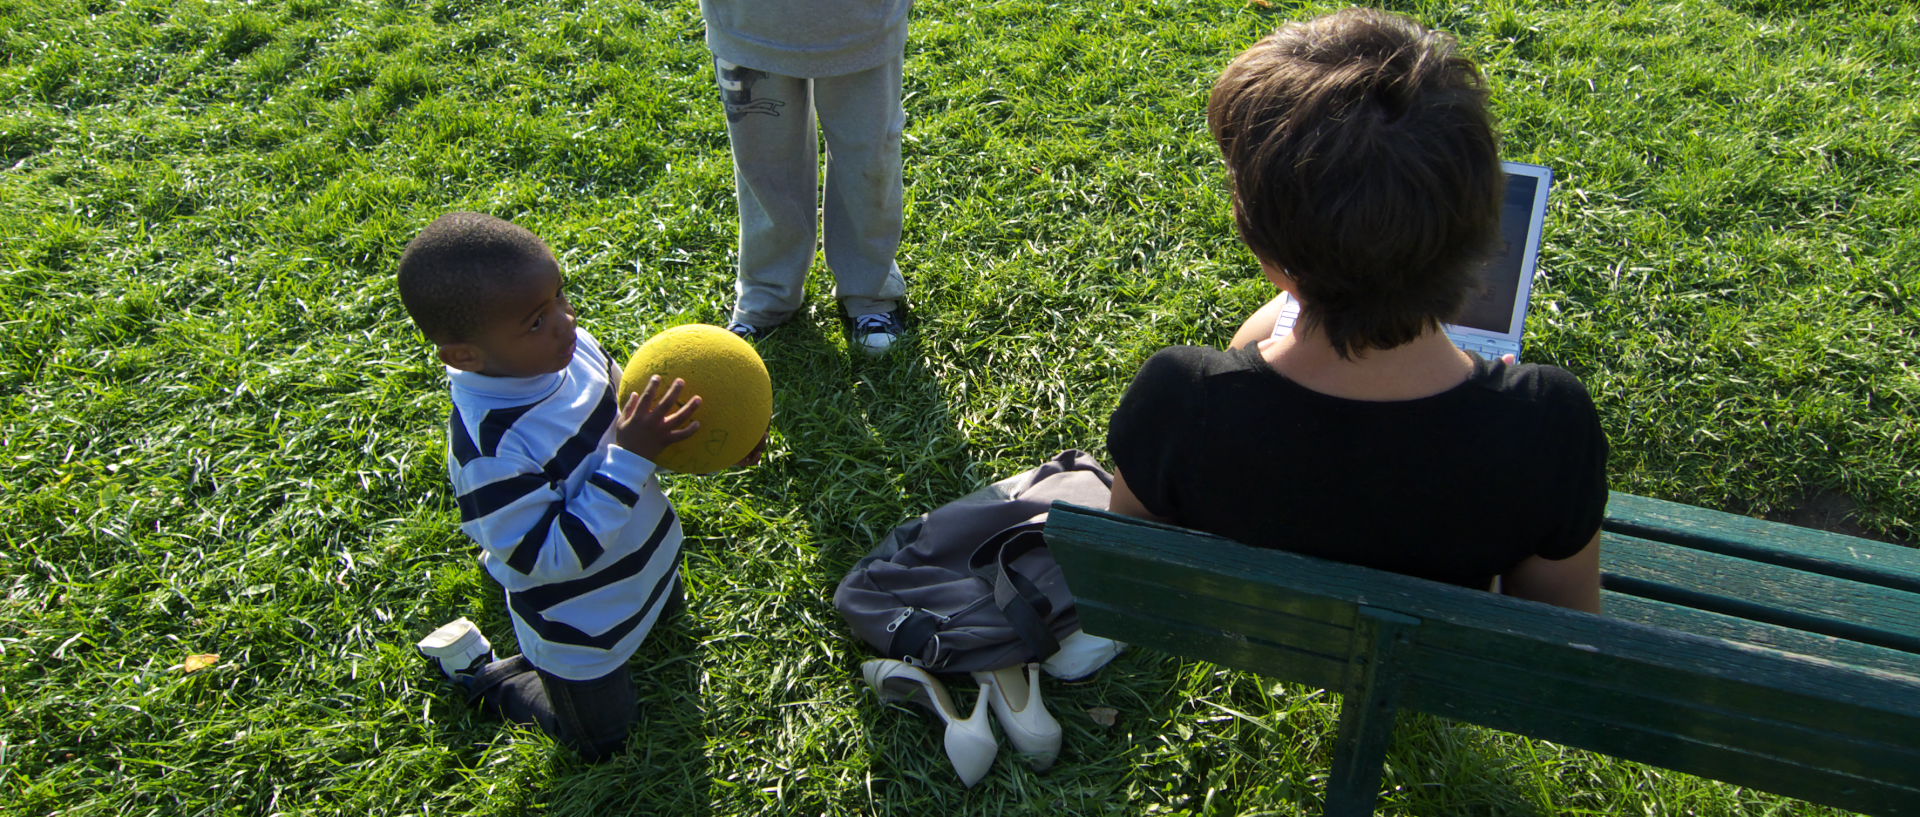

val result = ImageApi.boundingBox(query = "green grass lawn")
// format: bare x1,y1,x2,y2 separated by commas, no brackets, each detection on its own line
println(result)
3,0,1916,813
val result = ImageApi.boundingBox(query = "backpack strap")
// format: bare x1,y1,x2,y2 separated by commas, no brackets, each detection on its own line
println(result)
970,524,1061,663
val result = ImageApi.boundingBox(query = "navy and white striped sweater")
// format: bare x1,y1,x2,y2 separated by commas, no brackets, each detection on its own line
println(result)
445,329,681,681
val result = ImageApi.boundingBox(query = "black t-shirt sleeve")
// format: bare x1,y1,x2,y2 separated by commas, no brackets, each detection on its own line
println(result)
1107,347,1203,520
1531,366,1609,560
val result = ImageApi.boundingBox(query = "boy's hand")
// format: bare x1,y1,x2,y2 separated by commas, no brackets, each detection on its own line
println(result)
617,375,701,461
733,431,769,468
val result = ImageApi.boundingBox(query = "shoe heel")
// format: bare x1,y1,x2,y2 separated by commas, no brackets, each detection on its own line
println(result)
945,682,997,787
973,663,1061,770
861,659,1000,786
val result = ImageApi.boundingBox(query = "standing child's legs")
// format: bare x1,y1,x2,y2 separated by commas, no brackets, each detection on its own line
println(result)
718,59,818,331
815,54,907,319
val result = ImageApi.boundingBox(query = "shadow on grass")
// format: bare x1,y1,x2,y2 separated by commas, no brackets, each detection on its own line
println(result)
740,309,1556,814
848,668,1145,816
1384,713,1555,816
998,651,1549,816
708,301,1556,815
746,298,989,587
1760,487,1911,546
753,302,1077,812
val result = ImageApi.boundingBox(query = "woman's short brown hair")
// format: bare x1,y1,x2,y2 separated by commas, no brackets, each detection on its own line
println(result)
1208,8,1503,358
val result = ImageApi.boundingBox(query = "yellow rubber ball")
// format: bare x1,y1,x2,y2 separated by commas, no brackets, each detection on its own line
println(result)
619,324,772,474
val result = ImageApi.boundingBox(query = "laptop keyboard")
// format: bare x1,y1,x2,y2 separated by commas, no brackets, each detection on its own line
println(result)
1453,335,1519,362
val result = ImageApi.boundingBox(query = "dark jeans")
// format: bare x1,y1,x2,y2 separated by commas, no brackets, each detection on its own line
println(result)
466,656,636,763
461,577,682,762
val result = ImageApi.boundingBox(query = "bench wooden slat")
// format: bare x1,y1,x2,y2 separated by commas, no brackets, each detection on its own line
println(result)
1605,592,1920,676
1059,510,1920,709
1606,491,1920,591
1604,531,1920,653
1401,629,1920,775
1048,501,1920,816
1071,554,1362,658
1079,592,1920,815
1050,505,1920,711
1077,594,1920,788
1078,537,1920,715
1073,598,1354,691
1405,677,1920,816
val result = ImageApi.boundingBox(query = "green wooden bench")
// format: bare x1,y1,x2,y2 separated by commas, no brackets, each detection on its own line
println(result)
1046,492,1920,816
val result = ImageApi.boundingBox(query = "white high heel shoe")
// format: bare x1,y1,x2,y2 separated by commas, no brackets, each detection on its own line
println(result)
971,662,1061,770
861,659,998,787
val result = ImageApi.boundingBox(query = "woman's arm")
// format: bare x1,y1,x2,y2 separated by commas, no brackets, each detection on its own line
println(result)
1107,470,1171,523
1501,530,1602,613
1229,294,1289,350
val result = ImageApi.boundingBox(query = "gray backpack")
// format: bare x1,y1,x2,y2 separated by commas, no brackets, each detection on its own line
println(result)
833,450,1114,673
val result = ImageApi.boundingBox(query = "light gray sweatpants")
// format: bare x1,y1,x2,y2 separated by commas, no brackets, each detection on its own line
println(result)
716,53,907,328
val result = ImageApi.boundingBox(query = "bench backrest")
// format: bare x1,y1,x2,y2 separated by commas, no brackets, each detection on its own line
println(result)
1601,492,1920,676
1046,501,1920,816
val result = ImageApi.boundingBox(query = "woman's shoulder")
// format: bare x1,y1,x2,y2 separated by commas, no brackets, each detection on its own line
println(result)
1477,358,1591,397
1139,344,1263,379
1118,345,1261,420
1471,359,1599,421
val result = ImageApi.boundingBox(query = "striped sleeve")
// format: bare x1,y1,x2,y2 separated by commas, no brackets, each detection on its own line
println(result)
453,443,662,582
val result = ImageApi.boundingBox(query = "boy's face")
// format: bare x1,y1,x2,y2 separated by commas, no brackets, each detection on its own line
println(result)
438,258,577,378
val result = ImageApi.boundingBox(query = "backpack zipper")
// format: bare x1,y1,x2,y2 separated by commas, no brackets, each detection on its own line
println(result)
885,607,951,632
884,609,912,633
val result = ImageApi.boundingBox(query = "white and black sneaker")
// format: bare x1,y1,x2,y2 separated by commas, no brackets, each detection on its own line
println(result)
848,309,907,356
417,617,494,680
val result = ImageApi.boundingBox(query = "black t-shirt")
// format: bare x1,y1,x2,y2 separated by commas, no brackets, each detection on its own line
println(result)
1107,345,1608,589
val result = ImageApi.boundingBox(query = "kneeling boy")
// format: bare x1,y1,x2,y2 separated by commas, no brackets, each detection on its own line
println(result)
398,211,705,761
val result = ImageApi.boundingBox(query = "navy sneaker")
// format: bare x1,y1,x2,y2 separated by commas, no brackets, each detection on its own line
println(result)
848,310,907,356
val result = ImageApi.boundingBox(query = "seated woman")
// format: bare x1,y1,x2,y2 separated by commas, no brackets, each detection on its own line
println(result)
1106,8,1607,612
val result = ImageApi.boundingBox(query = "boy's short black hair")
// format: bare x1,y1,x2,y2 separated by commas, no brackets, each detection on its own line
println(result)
1208,8,1503,358
397,212,557,343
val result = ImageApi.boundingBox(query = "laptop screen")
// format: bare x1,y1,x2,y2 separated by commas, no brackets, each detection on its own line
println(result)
1452,171,1544,336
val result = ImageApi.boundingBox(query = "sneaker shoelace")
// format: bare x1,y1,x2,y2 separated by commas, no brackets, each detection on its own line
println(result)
853,314,895,333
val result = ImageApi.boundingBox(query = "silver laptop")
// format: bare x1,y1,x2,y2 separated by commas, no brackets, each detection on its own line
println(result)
1270,160,1554,361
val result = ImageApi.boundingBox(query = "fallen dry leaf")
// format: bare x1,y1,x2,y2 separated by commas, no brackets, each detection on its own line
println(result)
182,653,219,673
1087,706,1119,728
